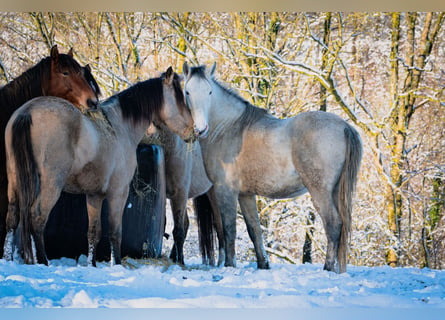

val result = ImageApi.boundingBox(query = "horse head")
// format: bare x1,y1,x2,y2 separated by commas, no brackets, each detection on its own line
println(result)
182,61,216,139
159,66,197,143
42,45,99,111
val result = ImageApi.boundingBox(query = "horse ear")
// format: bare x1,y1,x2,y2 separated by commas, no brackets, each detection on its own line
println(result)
182,62,190,78
164,66,174,85
50,45,59,62
209,62,216,77
67,48,74,57
85,64,91,72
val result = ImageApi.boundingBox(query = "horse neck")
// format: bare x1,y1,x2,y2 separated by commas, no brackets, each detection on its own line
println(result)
102,97,153,146
207,83,246,141
0,60,47,119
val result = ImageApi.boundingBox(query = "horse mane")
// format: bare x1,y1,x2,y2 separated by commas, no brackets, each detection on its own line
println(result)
116,72,184,125
0,57,50,121
84,66,101,97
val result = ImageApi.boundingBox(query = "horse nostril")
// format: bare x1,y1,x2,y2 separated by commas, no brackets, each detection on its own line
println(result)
87,98,98,110
194,125,209,138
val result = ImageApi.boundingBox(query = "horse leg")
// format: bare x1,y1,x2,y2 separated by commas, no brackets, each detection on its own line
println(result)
169,195,188,264
209,186,238,267
238,194,270,269
86,195,105,267
4,187,19,261
207,190,225,267
310,191,342,273
0,183,8,259
30,181,64,265
107,189,129,266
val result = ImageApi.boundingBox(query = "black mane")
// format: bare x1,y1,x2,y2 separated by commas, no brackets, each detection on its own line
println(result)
84,66,101,98
116,72,184,125
0,57,51,123
117,78,163,125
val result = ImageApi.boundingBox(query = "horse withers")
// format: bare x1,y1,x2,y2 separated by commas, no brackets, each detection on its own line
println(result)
4,67,201,266
0,45,100,258
183,62,363,273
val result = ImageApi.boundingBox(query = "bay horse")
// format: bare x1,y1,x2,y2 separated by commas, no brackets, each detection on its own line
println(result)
0,45,100,258
144,123,224,265
4,67,200,266
183,62,363,273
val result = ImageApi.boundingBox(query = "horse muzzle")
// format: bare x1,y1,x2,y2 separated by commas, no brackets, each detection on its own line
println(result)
194,125,209,139
87,98,99,110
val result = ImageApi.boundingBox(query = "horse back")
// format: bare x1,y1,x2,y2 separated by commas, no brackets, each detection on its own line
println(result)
7,96,81,168
210,110,352,198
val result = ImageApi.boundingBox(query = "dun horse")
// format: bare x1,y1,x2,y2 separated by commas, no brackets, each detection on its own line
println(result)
4,67,200,266
0,45,100,258
183,62,363,273
145,123,223,265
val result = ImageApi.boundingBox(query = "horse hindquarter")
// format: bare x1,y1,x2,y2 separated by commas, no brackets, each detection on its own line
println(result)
291,113,362,273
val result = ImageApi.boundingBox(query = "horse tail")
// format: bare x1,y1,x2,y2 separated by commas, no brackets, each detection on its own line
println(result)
193,193,215,265
11,112,40,264
336,125,362,273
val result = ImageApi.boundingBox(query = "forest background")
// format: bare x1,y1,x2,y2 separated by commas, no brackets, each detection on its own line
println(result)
0,12,444,269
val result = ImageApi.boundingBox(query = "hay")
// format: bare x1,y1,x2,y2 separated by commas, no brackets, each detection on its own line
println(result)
83,108,115,137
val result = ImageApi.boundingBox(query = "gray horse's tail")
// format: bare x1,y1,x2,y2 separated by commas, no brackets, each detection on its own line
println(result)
337,125,362,273
11,112,40,264
193,193,216,265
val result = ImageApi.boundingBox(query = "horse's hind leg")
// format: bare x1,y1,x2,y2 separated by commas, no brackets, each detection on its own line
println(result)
106,189,129,266
31,183,63,265
0,183,8,259
169,194,189,264
310,190,342,273
3,186,19,261
238,194,270,269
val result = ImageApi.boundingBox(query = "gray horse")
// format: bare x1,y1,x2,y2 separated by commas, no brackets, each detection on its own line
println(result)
183,62,363,273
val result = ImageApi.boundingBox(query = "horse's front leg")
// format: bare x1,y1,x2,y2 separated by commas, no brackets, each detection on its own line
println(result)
107,188,129,266
209,185,238,268
86,195,105,267
169,195,189,265
238,194,270,269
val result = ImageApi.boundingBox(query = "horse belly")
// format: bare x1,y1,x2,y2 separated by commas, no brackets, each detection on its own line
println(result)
240,165,307,199
65,163,109,194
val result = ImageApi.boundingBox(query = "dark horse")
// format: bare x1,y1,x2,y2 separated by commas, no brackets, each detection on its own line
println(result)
4,67,201,266
0,45,100,258
183,62,363,273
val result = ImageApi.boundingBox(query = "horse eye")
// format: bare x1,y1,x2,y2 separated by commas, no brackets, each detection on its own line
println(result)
185,91,190,95
209,91,212,95
62,71,69,76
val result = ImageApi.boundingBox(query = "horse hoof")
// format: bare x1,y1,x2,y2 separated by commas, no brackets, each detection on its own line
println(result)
257,261,270,269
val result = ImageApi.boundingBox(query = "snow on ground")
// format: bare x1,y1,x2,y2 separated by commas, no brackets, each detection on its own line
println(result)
1,256,445,308
1,208,444,311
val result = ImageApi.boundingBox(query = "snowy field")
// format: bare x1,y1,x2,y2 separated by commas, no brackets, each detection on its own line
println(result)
1,212,444,319
1,257,445,309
